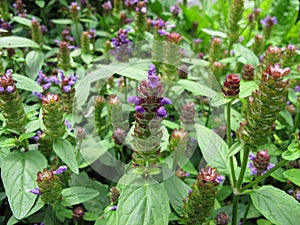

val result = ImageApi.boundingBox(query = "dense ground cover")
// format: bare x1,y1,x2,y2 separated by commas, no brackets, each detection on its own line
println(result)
0,0,300,224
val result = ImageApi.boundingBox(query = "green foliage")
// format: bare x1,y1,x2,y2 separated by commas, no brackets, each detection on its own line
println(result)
251,186,300,225
1,151,47,219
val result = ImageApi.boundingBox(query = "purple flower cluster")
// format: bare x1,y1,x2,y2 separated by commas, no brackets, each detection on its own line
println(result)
33,71,60,99
127,64,171,118
111,29,132,61
170,5,180,17
248,151,275,176
124,0,139,7
152,18,175,37
0,19,13,33
61,27,75,44
65,119,72,131
28,166,67,195
54,40,75,50
0,70,15,93
59,71,78,93
135,1,147,14
102,1,112,10
260,15,277,27
13,0,27,17
288,190,300,201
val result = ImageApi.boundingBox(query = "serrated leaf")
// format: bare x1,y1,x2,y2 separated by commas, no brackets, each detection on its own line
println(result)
12,74,43,92
195,123,230,174
0,36,40,48
61,187,99,206
53,139,79,174
25,50,45,80
1,151,47,219
178,80,217,98
164,176,190,216
202,28,227,38
283,169,300,186
251,186,300,225
233,44,259,67
117,179,170,225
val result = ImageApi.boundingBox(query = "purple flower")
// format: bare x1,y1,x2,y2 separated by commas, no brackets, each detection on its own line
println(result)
170,5,180,17
0,87,4,93
158,29,168,36
156,107,168,118
294,86,300,92
248,151,274,176
296,193,300,200
188,189,192,195
147,64,156,76
135,105,146,114
6,86,14,92
63,85,71,92
53,165,68,174
216,175,225,183
160,97,172,105
28,187,42,195
193,38,202,44
65,119,72,130
260,15,277,27
127,96,141,105
148,74,160,88
110,205,117,211
102,1,112,10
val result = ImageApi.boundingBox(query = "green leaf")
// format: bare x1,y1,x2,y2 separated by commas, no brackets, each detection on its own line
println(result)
181,58,210,66
178,80,217,98
239,81,258,99
19,132,36,142
0,138,16,148
227,141,244,157
70,172,109,214
95,208,117,225
1,151,47,219
81,53,93,64
117,179,170,225
83,212,99,221
251,186,300,225
12,74,43,92
35,0,45,8
233,43,259,67
210,93,231,107
51,19,73,24
162,120,180,129
282,143,300,161
257,219,273,225
164,176,190,216
283,169,300,186
195,123,230,174
53,139,79,174
0,36,40,48
0,147,10,168
61,187,99,206
78,138,109,168
12,16,32,27
271,0,299,39
25,50,45,80
201,28,227,38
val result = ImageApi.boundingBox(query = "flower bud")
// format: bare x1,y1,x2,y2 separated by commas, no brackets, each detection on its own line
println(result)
73,206,85,221
222,74,240,97
215,212,230,225
242,64,255,81
248,150,275,175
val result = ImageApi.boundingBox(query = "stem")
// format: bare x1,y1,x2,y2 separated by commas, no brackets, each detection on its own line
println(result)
236,147,250,188
183,0,187,7
231,192,239,225
75,22,80,46
242,202,251,224
241,159,288,191
287,109,300,147
227,101,236,187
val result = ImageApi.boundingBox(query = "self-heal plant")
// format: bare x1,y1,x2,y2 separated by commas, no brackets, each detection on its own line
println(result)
0,69,26,134
127,64,171,168
183,166,224,225
248,150,275,176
